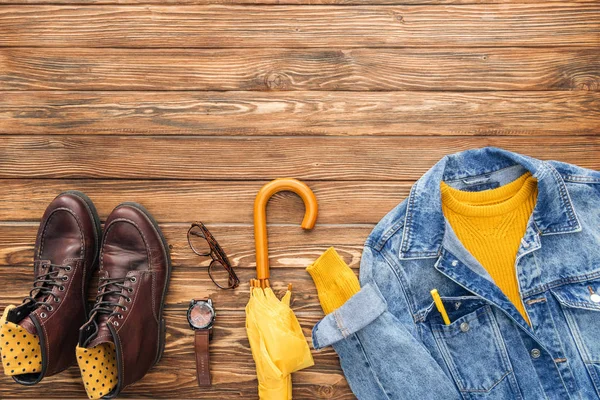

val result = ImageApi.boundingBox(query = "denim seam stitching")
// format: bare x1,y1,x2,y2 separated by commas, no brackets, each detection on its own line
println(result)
379,249,421,325
563,175,600,184
561,306,597,363
544,164,580,233
400,183,417,255
352,333,393,400
523,270,600,298
488,308,522,400
333,310,350,339
443,163,525,184
557,302,600,397
545,295,581,396
430,306,488,333
431,325,468,392
432,306,514,394
374,220,405,252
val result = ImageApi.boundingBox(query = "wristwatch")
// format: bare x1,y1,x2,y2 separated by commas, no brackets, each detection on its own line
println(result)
187,298,215,387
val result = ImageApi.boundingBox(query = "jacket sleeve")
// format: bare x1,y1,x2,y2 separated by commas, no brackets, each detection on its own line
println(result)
311,245,461,400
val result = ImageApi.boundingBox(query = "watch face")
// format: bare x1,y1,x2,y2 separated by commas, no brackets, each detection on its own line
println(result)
188,301,214,329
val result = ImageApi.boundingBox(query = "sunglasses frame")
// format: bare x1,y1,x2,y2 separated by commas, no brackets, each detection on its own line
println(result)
187,222,240,290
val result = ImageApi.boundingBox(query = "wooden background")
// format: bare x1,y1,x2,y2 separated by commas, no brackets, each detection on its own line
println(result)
0,0,598,397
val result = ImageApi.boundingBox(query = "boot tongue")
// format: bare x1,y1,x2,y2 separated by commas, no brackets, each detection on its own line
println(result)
80,315,115,349
84,270,122,348
18,314,41,336
94,270,122,327
86,323,114,348
18,260,60,336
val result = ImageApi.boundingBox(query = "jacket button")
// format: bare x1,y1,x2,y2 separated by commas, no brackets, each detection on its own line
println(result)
590,294,600,303
460,322,470,332
531,348,541,359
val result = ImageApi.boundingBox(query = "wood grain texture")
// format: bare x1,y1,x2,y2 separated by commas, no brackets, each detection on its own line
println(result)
0,0,598,398
0,311,352,399
0,180,405,223
2,91,599,136
0,5,599,48
0,136,598,180
0,265,355,312
1,0,597,5
1,48,599,91
0,223,368,270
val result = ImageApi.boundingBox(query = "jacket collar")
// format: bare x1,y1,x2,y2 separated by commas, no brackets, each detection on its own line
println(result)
399,147,581,259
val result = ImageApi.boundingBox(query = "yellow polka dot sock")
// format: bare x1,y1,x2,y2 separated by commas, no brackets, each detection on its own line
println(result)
0,305,43,376
76,343,118,399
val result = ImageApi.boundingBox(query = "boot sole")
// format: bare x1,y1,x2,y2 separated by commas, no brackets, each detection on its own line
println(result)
116,202,171,367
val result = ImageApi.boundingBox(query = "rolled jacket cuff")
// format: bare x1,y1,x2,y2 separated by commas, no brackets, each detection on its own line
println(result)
312,282,387,349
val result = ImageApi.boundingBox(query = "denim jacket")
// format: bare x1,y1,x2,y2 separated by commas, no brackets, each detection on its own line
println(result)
312,147,600,400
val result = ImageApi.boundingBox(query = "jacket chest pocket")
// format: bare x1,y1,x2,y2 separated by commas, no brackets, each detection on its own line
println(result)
429,301,521,399
552,280,600,363
551,279,600,396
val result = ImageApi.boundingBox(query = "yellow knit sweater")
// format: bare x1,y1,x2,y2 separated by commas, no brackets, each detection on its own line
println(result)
441,173,538,323
306,247,360,315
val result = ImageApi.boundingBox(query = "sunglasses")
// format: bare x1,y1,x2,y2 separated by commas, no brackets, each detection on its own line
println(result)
187,222,240,290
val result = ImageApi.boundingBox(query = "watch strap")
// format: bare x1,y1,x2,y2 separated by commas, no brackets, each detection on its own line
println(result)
195,329,211,387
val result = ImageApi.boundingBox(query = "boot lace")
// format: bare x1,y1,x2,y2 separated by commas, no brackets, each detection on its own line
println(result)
23,263,72,310
90,277,133,319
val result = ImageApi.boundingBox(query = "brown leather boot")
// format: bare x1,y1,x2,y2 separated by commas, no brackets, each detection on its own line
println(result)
0,191,101,385
78,203,171,398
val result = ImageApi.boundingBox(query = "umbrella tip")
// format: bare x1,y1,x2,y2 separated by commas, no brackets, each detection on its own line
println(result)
287,283,292,291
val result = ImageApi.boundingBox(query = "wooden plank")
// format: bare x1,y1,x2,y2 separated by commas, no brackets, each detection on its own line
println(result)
1,0,596,6
0,5,598,48
0,136,598,180
2,91,599,136
0,223,368,270
0,180,405,224
0,311,353,399
0,265,350,312
1,48,598,91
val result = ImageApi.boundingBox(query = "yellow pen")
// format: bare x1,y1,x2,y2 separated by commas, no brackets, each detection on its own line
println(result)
431,289,451,325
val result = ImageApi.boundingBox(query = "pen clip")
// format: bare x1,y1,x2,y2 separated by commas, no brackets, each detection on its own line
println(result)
431,289,451,325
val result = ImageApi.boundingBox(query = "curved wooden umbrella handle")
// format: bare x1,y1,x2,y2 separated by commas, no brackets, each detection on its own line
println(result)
254,178,318,288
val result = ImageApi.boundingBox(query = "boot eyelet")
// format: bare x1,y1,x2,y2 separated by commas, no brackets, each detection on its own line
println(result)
40,312,47,318
126,298,131,303
59,286,65,291
127,288,133,293
117,314,123,319
123,306,127,312
113,321,119,327
62,276,69,281
65,266,72,272
46,306,53,312
130,277,137,283
54,297,60,303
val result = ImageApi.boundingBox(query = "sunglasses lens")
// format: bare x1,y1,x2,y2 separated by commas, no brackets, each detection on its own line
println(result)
209,260,235,289
188,226,211,256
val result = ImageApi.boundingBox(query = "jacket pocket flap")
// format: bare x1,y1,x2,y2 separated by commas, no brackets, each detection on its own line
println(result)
551,280,600,311
312,282,387,349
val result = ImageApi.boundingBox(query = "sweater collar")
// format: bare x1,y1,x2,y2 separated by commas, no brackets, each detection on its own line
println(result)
399,147,581,259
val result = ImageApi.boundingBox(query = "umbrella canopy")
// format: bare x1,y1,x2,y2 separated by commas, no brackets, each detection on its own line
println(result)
246,282,314,399
246,178,318,399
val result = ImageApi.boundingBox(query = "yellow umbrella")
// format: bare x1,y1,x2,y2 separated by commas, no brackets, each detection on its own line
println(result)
246,178,317,399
